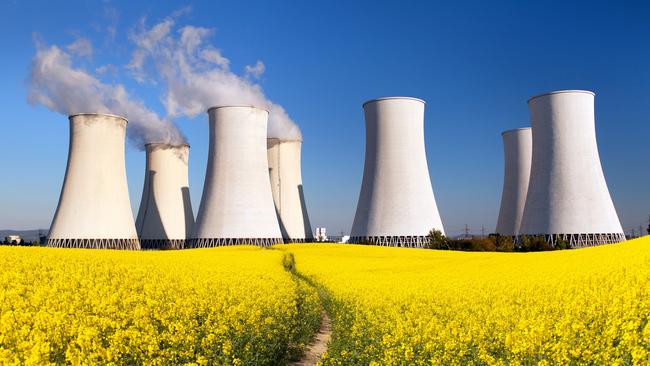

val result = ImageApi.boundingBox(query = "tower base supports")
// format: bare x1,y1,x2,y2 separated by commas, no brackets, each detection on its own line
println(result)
140,239,186,250
188,237,284,248
282,238,314,244
517,233,626,248
46,238,140,250
350,235,428,248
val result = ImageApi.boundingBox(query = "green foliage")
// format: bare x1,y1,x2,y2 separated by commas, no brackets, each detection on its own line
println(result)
357,238,377,246
518,235,555,251
282,252,296,273
553,235,571,250
426,229,449,249
427,231,517,252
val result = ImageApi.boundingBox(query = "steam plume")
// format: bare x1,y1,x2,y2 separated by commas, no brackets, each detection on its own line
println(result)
128,15,302,141
28,37,186,149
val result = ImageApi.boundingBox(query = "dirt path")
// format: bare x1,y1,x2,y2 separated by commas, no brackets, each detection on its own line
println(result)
290,311,332,366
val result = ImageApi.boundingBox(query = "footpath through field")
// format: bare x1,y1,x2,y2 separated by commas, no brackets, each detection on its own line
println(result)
282,237,650,365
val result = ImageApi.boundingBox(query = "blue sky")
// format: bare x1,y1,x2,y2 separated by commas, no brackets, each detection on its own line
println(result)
0,0,648,237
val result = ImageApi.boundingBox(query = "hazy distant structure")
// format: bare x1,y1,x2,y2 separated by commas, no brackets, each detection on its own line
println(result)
350,97,445,247
47,113,140,249
190,106,283,247
519,90,625,246
495,128,532,236
135,143,194,249
267,138,313,242
315,227,328,242
4,235,22,244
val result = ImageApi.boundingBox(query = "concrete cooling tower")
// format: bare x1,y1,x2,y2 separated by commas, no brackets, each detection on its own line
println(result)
519,90,625,246
267,138,313,242
495,128,532,236
135,143,194,249
350,97,445,247
47,113,140,249
190,106,283,247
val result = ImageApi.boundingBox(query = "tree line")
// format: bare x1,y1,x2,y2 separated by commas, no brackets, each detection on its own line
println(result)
425,229,570,252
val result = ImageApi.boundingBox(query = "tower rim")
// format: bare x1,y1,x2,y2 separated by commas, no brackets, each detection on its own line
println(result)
501,127,531,136
206,105,270,114
527,90,595,104
68,113,128,124
362,96,425,108
145,142,191,148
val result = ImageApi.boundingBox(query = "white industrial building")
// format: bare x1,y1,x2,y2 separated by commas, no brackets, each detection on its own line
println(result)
135,143,194,249
4,235,22,244
267,138,313,242
350,97,445,247
519,90,625,246
190,106,283,247
495,128,532,236
314,227,328,242
47,113,140,249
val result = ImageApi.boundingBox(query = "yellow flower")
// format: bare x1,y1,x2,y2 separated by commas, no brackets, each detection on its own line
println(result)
283,236,650,365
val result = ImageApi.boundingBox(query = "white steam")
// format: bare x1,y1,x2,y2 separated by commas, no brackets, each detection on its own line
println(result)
128,15,302,141
28,37,186,149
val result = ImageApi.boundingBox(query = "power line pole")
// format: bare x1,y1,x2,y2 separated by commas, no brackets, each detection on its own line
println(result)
481,225,485,238
464,224,470,239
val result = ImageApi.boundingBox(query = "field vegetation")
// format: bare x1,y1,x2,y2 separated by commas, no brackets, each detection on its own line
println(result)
0,246,320,365
1,237,648,365
285,236,650,365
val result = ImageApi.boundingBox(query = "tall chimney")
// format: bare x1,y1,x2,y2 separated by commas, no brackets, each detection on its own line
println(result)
350,97,445,247
191,106,283,247
267,138,313,242
495,128,532,236
519,90,625,246
47,113,140,249
136,143,194,249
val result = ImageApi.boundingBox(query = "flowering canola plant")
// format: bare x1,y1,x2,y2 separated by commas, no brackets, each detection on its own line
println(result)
2,238,649,365
285,236,650,365
0,246,319,365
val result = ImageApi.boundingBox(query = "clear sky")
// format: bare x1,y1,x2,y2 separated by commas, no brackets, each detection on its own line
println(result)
1,0,648,237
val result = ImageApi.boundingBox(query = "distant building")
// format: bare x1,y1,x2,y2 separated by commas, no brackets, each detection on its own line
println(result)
315,227,328,242
339,235,350,244
5,235,22,244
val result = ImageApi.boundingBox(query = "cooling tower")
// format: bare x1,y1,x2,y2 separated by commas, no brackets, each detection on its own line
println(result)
519,90,625,246
495,128,532,236
135,143,194,249
267,138,313,242
190,106,283,247
47,113,140,249
350,97,445,248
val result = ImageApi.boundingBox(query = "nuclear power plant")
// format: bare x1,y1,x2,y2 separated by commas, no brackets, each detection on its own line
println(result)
519,90,625,246
47,113,140,249
495,128,532,236
267,138,313,242
350,97,445,247
190,106,283,247
135,143,194,249
40,92,629,251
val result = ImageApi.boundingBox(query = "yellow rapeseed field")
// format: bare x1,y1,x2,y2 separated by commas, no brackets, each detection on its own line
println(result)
0,246,320,365
285,236,650,365
2,238,649,365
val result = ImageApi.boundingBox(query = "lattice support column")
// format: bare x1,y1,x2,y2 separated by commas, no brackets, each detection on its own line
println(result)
186,238,284,248
515,233,626,248
349,235,428,248
140,239,186,250
46,238,140,250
